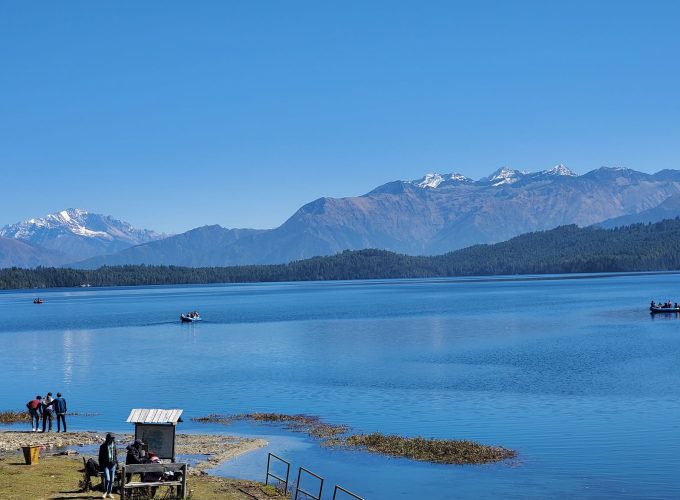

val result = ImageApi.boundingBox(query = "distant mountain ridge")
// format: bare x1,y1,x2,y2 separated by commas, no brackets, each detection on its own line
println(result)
5,218,680,289
5,166,680,269
75,165,680,269
0,208,164,264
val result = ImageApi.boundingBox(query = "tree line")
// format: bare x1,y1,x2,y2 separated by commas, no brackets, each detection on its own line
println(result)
2,218,680,290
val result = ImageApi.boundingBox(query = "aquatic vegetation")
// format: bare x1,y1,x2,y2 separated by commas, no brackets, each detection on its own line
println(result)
343,432,516,465
0,410,96,425
192,413,514,465
192,413,348,439
0,410,29,424
191,414,233,424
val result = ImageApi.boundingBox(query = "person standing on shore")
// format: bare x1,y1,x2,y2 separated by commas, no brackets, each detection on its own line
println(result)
41,392,55,432
98,433,118,499
26,395,42,431
53,392,68,432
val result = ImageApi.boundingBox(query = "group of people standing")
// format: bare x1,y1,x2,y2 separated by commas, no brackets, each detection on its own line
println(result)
25,392,68,432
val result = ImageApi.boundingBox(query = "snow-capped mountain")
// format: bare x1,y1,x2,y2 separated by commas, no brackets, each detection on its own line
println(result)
483,167,529,186
413,172,472,188
0,209,165,263
539,164,577,177
76,165,680,269
410,165,576,190
6,165,680,269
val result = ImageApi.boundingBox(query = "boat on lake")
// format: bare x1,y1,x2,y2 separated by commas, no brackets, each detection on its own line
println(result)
650,306,680,313
33,298,44,304
180,312,201,322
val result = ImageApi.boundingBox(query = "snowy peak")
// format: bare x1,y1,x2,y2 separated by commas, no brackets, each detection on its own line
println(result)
413,172,472,189
0,209,165,262
417,173,445,188
539,164,577,177
411,165,579,189
20,208,111,239
484,167,528,186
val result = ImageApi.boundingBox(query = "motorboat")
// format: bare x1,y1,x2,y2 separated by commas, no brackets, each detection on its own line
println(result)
33,298,44,304
650,305,680,314
180,312,202,322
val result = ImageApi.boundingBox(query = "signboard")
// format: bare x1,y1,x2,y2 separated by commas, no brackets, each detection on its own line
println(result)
135,424,175,461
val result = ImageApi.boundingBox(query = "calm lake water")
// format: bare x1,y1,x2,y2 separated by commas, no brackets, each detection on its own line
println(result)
2,274,680,499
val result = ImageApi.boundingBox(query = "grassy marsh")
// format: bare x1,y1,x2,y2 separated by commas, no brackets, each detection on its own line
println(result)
193,413,515,465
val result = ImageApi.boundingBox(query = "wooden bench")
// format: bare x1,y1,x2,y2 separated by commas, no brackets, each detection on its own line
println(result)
119,462,187,499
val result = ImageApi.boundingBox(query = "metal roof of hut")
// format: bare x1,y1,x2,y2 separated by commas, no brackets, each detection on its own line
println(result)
126,409,183,424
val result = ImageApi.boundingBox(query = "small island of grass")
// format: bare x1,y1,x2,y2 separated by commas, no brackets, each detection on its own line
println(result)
193,412,516,465
343,432,515,464
0,411,29,424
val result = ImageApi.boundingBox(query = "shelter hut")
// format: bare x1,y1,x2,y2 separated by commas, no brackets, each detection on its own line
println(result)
126,408,183,462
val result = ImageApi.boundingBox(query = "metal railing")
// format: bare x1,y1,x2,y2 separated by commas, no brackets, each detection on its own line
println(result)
332,485,365,500
265,453,290,493
294,466,324,500
266,453,364,500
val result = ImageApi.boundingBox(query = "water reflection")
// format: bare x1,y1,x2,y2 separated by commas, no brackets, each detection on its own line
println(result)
650,312,680,320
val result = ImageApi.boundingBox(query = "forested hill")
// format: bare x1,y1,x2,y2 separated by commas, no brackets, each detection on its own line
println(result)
2,218,680,289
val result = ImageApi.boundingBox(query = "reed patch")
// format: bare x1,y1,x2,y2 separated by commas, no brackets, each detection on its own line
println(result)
0,411,29,424
192,413,515,465
343,432,515,464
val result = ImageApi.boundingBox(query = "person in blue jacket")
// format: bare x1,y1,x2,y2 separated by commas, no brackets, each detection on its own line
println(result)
53,392,68,432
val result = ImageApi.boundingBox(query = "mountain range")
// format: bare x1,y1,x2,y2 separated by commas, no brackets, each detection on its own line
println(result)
0,209,164,267
3,165,680,269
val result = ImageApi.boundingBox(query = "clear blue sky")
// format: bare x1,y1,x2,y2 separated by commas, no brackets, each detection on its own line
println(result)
1,1,679,233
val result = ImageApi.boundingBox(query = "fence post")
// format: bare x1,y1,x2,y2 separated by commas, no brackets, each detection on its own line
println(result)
265,453,290,493
294,466,324,500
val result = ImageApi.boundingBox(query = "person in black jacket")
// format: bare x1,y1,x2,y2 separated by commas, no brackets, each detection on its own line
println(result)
125,439,147,465
98,433,118,499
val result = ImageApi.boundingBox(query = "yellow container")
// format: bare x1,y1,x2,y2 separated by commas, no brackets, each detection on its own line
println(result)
21,446,40,465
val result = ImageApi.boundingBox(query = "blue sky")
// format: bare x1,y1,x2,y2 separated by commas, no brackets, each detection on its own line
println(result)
1,1,679,233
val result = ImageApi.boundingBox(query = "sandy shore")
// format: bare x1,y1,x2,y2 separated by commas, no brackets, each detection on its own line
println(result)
0,430,266,473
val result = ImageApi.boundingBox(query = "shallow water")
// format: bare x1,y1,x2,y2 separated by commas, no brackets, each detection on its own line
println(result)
2,274,680,499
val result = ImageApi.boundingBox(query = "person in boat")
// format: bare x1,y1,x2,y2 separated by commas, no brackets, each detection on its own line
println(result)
651,300,656,308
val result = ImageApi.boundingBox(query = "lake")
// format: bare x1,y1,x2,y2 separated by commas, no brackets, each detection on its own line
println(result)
1,273,680,499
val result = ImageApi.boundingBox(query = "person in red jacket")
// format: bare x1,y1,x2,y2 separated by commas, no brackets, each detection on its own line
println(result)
25,395,42,432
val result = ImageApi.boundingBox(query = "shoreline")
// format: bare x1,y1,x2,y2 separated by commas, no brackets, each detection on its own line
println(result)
0,430,266,473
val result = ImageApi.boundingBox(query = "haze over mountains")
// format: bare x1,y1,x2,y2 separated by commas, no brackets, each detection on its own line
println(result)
3,166,680,269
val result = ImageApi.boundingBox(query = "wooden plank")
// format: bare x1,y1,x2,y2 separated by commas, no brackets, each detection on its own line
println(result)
124,481,182,488
122,463,186,474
